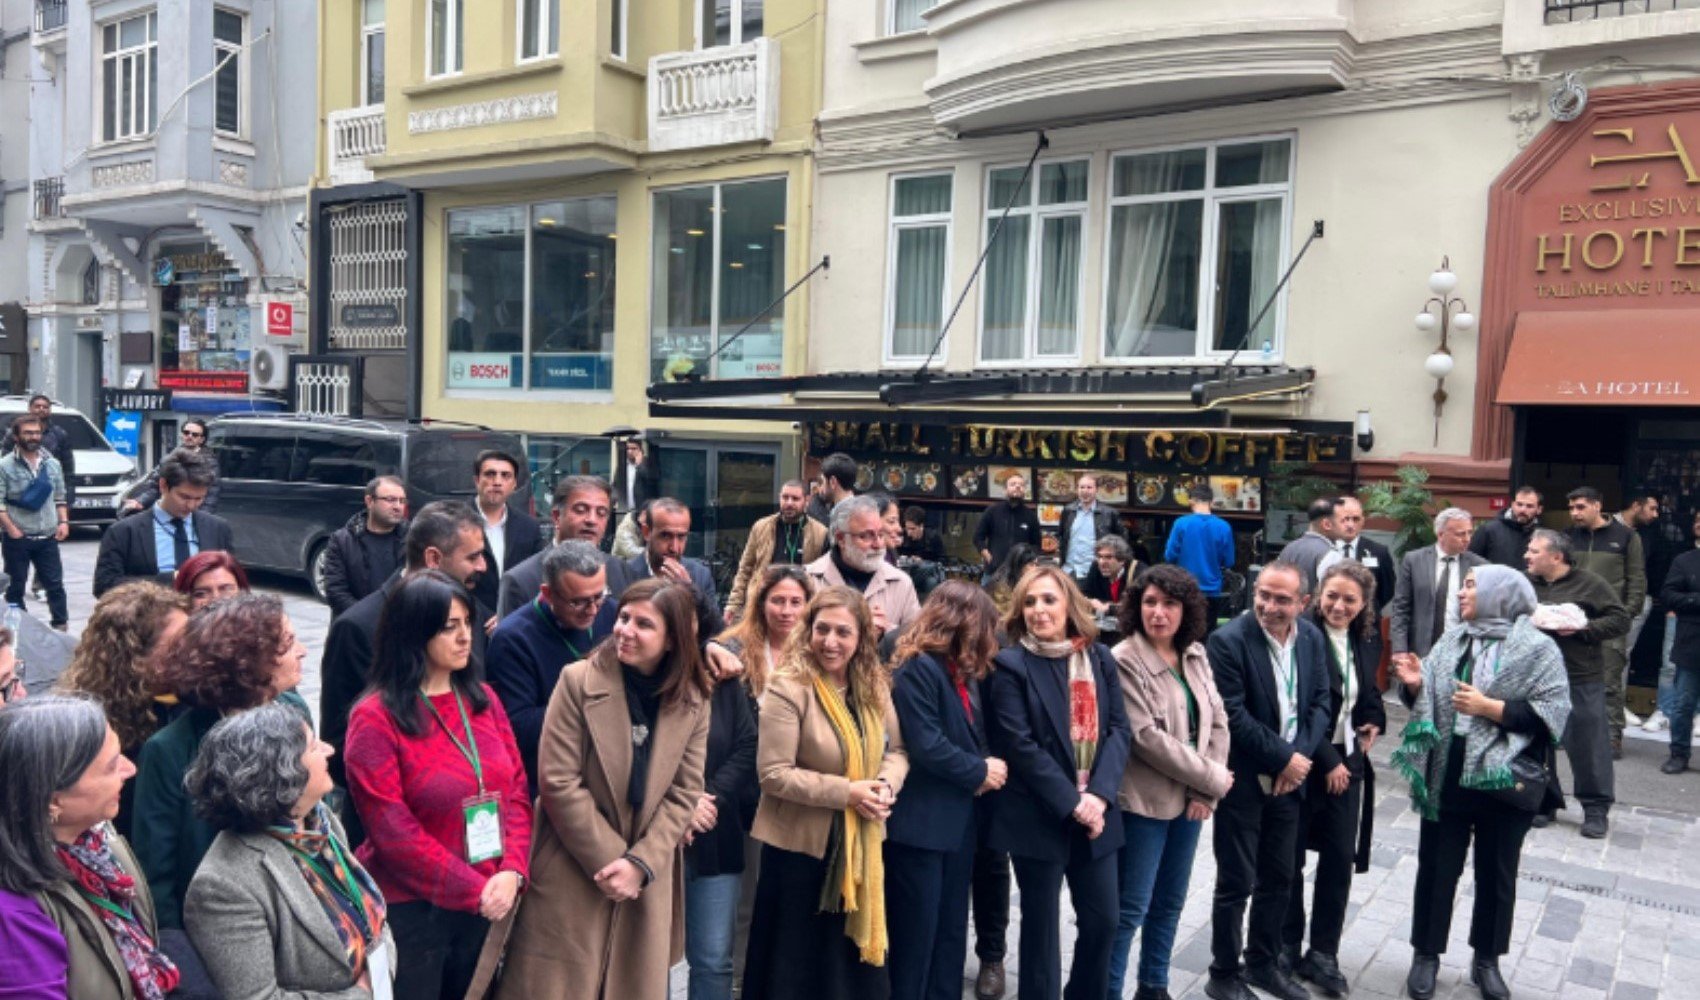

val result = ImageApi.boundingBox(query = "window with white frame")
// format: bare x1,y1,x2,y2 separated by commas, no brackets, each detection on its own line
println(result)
519,0,559,60
427,0,463,76
1104,137,1292,360
701,0,762,48
611,0,627,59
885,173,952,362
361,0,385,105
100,12,158,142
979,159,1088,363
889,0,933,34
213,9,244,136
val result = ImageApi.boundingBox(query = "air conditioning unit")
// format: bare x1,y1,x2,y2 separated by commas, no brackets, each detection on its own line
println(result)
250,343,291,391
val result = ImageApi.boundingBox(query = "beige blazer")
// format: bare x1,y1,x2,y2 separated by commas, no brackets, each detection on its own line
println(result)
1111,633,1234,819
726,513,829,621
804,553,921,636
750,671,908,858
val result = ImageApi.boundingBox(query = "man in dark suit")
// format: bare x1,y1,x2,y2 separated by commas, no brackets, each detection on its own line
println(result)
93,450,233,597
496,475,613,617
1329,497,1395,613
1204,561,1331,1000
612,436,660,516
605,496,723,645
469,449,543,629
1389,508,1487,679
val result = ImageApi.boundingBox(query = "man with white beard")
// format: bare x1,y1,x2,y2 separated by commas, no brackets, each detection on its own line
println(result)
805,494,921,639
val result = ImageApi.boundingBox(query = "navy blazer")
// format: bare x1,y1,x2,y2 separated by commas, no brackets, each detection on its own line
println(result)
984,642,1131,863
1205,612,1331,782
1307,613,1388,776
605,552,725,646
887,652,990,853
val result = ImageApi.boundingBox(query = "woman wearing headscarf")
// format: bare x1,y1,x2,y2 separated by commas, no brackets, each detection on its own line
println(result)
1391,565,1570,1000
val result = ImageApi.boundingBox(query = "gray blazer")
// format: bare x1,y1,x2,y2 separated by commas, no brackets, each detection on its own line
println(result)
184,815,394,1000
1279,530,1337,593
1390,546,1488,657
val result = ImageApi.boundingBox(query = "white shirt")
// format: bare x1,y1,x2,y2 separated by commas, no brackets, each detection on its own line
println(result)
1326,624,1356,754
624,463,641,510
481,504,508,573
1434,547,1462,630
1262,624,1300,744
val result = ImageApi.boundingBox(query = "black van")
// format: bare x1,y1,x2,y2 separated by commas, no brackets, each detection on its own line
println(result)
205,415,531,599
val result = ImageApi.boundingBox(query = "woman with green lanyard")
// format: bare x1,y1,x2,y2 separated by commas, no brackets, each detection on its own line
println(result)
1107,564,1233,1000
1281,561,1386,998
344,571,532,1000
184,702,395,998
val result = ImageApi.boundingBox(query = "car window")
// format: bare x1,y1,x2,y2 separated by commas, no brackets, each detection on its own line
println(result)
210,427,297,481
48,414,112,450
291,432,400,487
406,431,528,499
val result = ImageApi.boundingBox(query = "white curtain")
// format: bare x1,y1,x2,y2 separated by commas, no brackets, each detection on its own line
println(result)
1104,151,1201,358
892,225,946,357
892,0,931,32
1241,198,1283,352
980,215,1029,361
1036,215,1080,355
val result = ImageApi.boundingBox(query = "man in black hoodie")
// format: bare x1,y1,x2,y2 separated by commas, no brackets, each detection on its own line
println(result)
321,475,409,618
1470,486,1542,568
974,472,1041,582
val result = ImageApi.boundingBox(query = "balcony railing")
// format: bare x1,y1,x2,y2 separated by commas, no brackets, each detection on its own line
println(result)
34,0,67,32
1545,0,1700,23
648,38,779,153
327,105,386,184
33,177,64,220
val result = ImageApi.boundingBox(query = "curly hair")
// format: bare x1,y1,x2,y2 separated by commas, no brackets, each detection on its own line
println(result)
1002,564,1098,645
1118,564,1209,651
891,580,1001,682
154,593,290,712
774,586,890,712
185,702,310,833
58,583,191,750
1311,560,1379,639
716,565,814,697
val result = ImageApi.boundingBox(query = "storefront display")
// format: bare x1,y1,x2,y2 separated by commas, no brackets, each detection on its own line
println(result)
157,247,251,380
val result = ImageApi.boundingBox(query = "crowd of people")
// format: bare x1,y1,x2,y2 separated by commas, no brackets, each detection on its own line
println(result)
0,432,1693,1000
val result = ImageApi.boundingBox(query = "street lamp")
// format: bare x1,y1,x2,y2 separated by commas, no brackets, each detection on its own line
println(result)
1415,256,1475,447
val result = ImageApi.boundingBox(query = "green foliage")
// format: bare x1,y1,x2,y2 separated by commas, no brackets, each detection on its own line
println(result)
1264,460,1339,510
1358,465,1449,558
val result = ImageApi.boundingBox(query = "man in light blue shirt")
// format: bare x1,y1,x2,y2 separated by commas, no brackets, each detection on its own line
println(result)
1059,473,1124,581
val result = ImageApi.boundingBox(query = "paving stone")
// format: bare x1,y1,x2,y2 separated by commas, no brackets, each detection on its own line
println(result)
1514,959,1566,993
1568,956,1615,989
1611,984,1660,1000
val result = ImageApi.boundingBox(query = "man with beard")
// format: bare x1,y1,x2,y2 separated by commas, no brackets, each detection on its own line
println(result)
1567,486,1646,756
497,475,614,616
806,494,920,639
322,475,409,618
1470,487,1543,569
806,451,859,526
605,496,724,644
0,414,69,630
975,473,1041,584
726,479,828,623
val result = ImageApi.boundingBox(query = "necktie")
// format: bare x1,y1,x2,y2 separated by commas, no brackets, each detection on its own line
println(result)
1339,540,1354,560
1430,555,1454,647
171,516,191,569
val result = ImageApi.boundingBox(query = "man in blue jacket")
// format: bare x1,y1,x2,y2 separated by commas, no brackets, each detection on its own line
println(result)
1166,485,1237,627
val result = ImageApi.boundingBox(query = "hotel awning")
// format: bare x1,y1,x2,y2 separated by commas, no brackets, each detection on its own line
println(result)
1496,309,1700,407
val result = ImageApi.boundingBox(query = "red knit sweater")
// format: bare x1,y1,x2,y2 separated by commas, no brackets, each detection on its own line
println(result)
344,686,532,913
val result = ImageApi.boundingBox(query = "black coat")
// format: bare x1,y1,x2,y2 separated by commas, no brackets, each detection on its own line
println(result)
92,509,235,597
984,642,1131,863
1469,511,1538,569
887,652,990,854
322,511,407,618
471,504,545,615
614,459,660,513
973,501,1041,570
1205,612,1332,781
1662,548,1700,668
1056,502,1125,563
685,679,759,877
1306,616,1387,776
605,552,724,649
1339,536,1396,614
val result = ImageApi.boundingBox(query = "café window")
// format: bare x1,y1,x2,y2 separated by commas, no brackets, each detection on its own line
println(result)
885,172,952,363
650,177,786,381
213,9,244,136
100,11,158,142
427,0,463,77
157,248,251,377
1104,136,1292,361
445,196,618,393
979,158,1088,364
361,0,385,105
518,0,558,60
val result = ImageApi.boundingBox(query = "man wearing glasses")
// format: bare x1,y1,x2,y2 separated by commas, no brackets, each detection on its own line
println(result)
322,475,410,618
804,493,920,639
486,539,613,792
123,419,220,514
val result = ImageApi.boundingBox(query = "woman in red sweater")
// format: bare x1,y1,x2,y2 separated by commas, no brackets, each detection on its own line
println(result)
344,570,532,1000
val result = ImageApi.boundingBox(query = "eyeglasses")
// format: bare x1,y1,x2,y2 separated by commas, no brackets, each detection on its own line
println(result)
561,590,611,614
372,494,408,504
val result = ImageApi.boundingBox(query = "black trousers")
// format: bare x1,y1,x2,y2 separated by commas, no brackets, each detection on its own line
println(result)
1410,791,1535,958
743,844,890,1000
887,839,975,1000
2,534,66,626
972,845,1011,962
1211,777,1301,976
1283,753,1362,956
387,901,489,1000
1010,846,1118,1000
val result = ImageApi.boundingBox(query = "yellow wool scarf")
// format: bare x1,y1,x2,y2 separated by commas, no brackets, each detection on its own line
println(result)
812,672,889,966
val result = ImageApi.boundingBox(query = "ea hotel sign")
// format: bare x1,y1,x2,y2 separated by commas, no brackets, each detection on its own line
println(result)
1476,81,1700,462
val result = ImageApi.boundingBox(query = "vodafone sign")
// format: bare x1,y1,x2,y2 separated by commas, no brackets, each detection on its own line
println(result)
266,300,295,337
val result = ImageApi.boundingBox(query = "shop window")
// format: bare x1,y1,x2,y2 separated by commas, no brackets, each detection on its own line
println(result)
1104,136,1292,361
701,0,761,47
650,177,786,382
213,9,244,136
361,0,385,105
157,247,250,377
427,0,463,77
518,0,558,60
889,0,933,34
885,172,952,363
445,196,617,393
100,11,158,142
980,159,1087,364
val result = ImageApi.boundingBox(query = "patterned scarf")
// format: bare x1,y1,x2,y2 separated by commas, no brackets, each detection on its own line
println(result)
56,826,179,1000
812,673,888,966
1021,634,1098,790
266,804,387,976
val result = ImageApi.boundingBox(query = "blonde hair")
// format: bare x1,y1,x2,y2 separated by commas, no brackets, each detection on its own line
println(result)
717,565,814,698
773,586,890,712
1001,563,1099,645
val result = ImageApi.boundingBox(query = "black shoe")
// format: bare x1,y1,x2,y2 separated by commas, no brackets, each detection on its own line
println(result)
1246,962,1310,1000
1277,945,1301,976
1296,950,1349,998
1205,972,1257,1000
1663,756,1689,775
1581,810,1609,839
1133,988,1175,1000
1470,955,1510,1000
1530,812,1553,829
1406,954,1440,1000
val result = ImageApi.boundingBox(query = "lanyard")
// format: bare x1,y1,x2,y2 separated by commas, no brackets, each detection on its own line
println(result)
532,598,585,661
1167,666,1199,745
282,836,373,938
779,520,802,564
1266,636,1298,736
74,888,138,924
421,691,485,796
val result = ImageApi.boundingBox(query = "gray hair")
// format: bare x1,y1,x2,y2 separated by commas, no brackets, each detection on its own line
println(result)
184,702,310,834
1530,528,1573,564
1433,507,1473,535
542,539,607,588
1094,534,1132,563
829,494,882,540
0,694,109,894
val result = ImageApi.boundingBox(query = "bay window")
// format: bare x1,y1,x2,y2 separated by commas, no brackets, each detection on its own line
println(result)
885,172,952,362
519,0,559,60
979,159,1087,363
213,9,244,136
890,0,932,34
701,0,761,47
100,12,158,142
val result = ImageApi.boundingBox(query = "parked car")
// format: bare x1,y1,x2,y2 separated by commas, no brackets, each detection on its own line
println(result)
204,414,532,599
0,396,138,527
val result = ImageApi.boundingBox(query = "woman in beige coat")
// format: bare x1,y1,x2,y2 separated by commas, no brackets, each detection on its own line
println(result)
1107,565,1234,1000
472,577,712,1000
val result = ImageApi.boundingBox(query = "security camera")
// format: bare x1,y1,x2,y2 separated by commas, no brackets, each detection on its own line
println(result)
293,211,307,230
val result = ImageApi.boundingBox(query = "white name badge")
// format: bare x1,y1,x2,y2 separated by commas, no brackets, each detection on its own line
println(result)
1362,556,1379,568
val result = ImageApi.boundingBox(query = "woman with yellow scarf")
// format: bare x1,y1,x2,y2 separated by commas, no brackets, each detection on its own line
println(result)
742,586,908,1000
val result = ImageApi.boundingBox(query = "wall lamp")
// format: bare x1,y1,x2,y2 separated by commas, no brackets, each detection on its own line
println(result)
1414,257,1474,447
